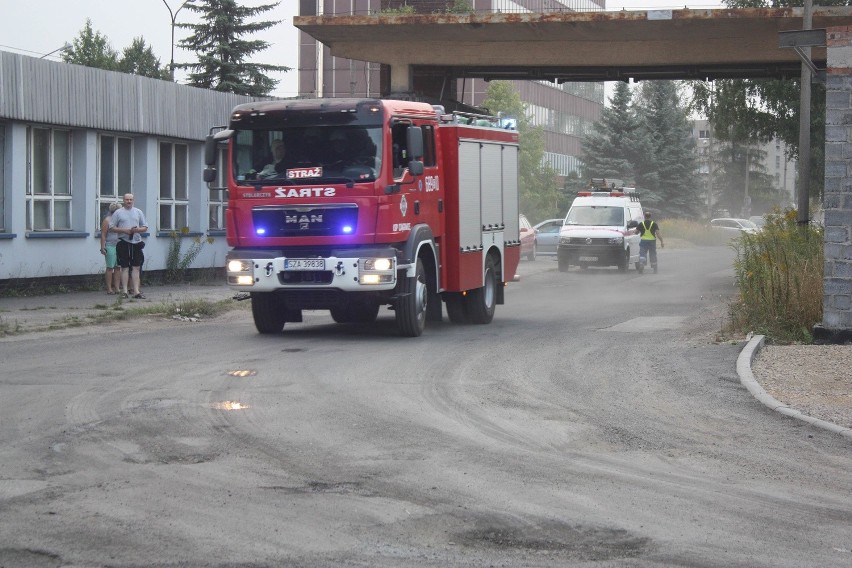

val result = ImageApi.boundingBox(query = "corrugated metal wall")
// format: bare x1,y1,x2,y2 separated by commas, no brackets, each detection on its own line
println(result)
0,51,257,140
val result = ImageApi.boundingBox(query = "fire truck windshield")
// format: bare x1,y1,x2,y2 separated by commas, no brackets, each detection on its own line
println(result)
565,206,625,226
232,126,383,184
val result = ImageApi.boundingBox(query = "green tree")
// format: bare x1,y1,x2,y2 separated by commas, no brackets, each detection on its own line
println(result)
481,81,560,221
633,81,699,217
176,0,290,96
690,0,841,203
118,37,170,79
580,82,642,183
62,19,119,70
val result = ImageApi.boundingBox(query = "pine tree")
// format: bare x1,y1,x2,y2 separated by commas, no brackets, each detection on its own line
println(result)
176,0,290,96
580,82,642,184
634,81,699,218
119,38,170,80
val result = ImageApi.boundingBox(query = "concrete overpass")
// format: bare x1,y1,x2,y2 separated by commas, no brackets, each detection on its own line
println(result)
294,7,852,94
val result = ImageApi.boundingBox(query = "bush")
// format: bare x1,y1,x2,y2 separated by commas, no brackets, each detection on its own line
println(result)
164,228,213,284
729,210,823,343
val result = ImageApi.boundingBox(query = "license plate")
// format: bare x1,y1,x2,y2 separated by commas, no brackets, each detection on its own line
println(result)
284,258,325,270
579,256,598,262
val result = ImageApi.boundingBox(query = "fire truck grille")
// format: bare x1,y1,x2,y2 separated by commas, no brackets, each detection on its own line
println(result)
252,205,358,237
278,271,334,285
279,289,346,310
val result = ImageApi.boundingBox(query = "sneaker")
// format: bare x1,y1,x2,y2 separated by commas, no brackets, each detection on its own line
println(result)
133,293,146,299
122,292,129,299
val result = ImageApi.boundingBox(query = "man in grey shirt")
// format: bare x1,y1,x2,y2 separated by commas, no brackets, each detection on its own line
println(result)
112,193,149,299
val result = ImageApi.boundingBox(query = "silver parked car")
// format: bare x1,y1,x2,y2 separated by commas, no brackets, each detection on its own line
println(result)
710,217,760,235
532,218,563,256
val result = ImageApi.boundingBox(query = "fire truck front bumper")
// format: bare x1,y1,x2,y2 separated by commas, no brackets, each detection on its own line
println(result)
226,249,399,292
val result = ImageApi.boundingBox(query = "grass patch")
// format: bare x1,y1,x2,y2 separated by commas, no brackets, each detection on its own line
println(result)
662,218,736,246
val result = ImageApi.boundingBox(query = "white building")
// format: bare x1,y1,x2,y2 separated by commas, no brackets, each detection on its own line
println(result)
0,52,256,283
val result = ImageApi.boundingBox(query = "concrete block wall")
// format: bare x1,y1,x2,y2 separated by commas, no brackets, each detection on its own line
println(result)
820,26,852,341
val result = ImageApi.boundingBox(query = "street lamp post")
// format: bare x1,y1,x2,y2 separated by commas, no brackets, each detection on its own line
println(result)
162,0,190,81
39,42,72,59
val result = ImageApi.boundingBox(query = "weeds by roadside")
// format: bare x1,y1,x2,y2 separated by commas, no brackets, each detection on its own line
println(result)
728,210,823,344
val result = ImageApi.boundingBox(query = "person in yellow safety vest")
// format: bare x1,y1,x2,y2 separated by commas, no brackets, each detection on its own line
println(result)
637,210,664,273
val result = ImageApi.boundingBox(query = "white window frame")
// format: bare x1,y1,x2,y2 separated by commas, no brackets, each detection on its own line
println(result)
26,126,72,231
208,146,228,230
97,133,134,230
0,124,5,232
158,140,189,231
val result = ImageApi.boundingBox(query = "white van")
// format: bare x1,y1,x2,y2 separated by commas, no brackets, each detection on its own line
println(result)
557,184,644,272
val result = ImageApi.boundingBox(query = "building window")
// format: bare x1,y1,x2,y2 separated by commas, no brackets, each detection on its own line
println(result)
98,134,133,228
698,130,710,139
209,146,228,230
26,126,72,231
0,124,5,232
159,141,189,231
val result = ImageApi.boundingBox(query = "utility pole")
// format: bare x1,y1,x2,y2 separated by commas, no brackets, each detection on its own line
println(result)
162,0,189,82
797,0,813,226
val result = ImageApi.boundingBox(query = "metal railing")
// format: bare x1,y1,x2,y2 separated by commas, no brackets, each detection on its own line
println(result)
308,1,605,17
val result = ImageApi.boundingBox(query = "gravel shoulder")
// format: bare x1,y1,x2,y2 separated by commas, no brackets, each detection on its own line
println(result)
751,344,852,430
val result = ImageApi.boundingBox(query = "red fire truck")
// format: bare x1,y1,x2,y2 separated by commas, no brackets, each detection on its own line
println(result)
204,98,520,337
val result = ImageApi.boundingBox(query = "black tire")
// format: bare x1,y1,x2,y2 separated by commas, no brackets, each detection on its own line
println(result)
558,255,570,272
527,242,537,261
396,258,427,337
618,248,629,272
251,292,286,334
330,305,352,323
445,293,468,324
465,255,497,325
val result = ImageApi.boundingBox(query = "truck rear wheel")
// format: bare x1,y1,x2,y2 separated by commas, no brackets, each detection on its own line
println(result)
465,255,497,324
396,258,427,337
445,293,468,324
251,292,286,334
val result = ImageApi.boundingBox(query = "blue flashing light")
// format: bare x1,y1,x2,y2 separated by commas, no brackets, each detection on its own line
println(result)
256,228,266,235
342,225,353,234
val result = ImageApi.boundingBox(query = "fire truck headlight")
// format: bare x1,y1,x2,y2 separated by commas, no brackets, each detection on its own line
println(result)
227,259,254,286
228,259,252,273
358,258,395,285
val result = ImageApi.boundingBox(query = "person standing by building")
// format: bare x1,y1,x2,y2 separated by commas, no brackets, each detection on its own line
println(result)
637,210,664,273
99,202,122,294
112,193,148,299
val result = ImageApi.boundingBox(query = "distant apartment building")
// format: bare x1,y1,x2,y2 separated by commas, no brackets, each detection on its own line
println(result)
692,119,797,216
296,0,606,178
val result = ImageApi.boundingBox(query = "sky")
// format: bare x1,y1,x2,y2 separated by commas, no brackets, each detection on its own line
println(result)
0,1,723,99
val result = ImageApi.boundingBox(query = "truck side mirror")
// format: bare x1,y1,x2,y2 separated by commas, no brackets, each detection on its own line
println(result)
203,168,217,183
408,160,424,176
204,135,218,166
407,126,423,159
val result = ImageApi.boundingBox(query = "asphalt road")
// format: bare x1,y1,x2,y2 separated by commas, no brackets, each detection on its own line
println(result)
2,246,851,567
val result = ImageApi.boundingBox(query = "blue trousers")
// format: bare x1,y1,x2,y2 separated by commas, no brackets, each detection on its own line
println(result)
639,240,657,268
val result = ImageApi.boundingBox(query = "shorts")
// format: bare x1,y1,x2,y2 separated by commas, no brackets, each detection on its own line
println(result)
117,240,145,268
104,243,118,269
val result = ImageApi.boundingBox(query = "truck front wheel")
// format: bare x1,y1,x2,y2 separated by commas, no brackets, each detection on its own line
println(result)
251,292,286,334
465,255,497,324
396,258,427,337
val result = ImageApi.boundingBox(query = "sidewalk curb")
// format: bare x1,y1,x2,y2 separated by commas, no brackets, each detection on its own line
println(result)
738,335,852,440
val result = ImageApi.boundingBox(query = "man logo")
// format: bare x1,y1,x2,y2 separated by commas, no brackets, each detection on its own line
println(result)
286,214,323,230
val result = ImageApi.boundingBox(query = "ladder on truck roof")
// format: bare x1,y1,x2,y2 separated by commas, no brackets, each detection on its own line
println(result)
582,178,640,200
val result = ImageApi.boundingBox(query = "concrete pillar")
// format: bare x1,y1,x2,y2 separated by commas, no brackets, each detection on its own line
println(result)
388,62,414,98
817,26,852,343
